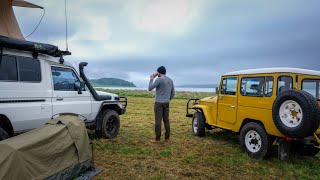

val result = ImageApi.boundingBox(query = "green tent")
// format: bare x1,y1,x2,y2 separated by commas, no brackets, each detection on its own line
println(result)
0,115,92,179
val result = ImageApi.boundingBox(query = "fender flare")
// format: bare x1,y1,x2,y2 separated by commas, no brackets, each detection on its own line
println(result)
192,105,211,122
94,103,123,130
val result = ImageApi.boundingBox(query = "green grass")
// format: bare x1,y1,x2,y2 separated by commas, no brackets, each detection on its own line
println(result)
93,91,320,180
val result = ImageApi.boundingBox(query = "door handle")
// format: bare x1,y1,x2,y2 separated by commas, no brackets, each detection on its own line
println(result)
56,98,64,101
219,96,223,100
230,106,235,109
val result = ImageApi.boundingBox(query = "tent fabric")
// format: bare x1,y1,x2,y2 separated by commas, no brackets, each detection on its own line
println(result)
0,0,24,39
12,0,44,9
0,36,62,57
0,115,92,180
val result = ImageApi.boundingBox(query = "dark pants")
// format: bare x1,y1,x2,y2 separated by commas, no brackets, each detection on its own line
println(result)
154,102,170,141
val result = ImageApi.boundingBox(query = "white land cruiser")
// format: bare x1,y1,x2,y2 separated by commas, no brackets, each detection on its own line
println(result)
0,36,127,140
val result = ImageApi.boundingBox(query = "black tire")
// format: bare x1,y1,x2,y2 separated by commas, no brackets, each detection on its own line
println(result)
192,112,205,137
292,141,320,156
240,122,273,159
96,110,120,139
272,90,320,138
0,127,9,141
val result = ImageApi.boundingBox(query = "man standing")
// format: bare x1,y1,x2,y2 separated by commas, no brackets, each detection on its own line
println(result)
148,66,175,143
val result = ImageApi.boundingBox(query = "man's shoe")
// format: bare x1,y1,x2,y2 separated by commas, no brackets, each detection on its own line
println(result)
150,139,160,143
165,138,171,142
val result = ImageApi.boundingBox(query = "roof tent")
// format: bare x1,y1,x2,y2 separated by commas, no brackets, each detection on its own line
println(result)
0,0,43,40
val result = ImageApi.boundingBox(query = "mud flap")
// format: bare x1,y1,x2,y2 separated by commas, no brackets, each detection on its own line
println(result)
277,139,291,160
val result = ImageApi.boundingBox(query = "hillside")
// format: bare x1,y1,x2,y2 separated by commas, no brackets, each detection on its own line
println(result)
90,78,136,87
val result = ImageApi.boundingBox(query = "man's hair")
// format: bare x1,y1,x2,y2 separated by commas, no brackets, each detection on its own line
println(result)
157,66,166,75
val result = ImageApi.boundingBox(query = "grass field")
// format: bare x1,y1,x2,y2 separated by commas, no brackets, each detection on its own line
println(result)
93,89,320,180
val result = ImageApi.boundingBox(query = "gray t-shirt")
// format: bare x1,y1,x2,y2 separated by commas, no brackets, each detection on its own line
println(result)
148,76,175,103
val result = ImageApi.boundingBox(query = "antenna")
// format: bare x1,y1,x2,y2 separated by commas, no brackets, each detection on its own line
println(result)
64,0,69,51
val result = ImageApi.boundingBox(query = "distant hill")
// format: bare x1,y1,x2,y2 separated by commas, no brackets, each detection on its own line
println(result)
178,84,219,88
90,78,136,87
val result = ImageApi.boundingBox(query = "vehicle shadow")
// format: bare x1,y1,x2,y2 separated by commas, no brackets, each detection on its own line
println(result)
204,128,239,145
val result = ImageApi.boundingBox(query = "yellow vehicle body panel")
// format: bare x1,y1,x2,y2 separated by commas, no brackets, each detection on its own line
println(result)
192,72,320,138
234,106,282,136
193,96,218,125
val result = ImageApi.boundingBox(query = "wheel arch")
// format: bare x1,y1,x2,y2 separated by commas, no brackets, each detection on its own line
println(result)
192,105,209,122
0,114,14,137
239,118,267,134
101,104,122,115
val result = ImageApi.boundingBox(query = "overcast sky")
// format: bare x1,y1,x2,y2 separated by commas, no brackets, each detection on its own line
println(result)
14,0,320,87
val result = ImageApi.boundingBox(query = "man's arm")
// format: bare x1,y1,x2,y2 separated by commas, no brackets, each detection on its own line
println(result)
148,78,160,91
170,82,175,100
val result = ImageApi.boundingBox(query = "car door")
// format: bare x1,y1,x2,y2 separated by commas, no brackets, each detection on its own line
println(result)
51,66,92,120
217,76,238,125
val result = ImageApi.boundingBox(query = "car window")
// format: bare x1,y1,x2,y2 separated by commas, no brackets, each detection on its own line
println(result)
302,79,319,100
0,55,18,81
241,77,264,97
265,76,274,97
18,57,41,82
221,77,237,95
51,67,80,91
277,76,293,94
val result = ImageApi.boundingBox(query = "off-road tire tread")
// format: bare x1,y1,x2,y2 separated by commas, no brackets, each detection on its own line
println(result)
0,127,9,141
192,112,205,137
96,109,120,139
292,141,320,156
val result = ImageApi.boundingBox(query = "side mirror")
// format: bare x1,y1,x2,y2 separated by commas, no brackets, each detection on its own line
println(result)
78,81,85,94
215,87,219,95
75,81,85,94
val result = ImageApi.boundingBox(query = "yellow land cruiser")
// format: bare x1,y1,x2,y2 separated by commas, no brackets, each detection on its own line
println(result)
186,68,320,159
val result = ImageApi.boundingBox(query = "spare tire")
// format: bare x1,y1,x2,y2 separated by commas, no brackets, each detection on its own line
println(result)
272,90,320,138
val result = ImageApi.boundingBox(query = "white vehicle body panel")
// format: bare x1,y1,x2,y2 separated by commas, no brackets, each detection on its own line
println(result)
0,50,53,132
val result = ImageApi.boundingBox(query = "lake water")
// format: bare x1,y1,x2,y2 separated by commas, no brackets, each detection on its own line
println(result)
96,87,215,92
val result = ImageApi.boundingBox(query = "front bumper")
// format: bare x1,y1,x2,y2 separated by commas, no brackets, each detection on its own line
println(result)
186,98,199,117
120,108,126,115
118,96,127,115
